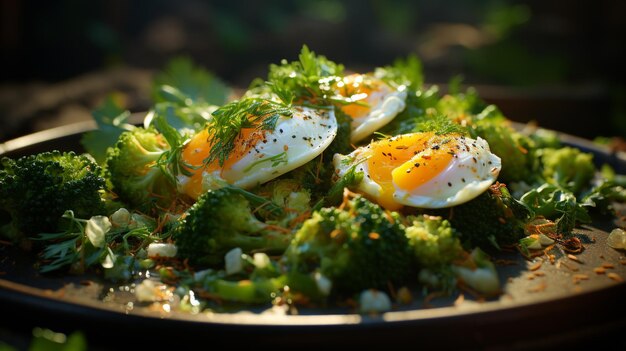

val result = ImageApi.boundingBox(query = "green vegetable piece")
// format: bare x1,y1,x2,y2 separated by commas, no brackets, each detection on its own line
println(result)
0,151,106,240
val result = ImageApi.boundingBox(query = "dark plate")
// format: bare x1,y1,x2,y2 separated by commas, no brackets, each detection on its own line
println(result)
1,122,626,349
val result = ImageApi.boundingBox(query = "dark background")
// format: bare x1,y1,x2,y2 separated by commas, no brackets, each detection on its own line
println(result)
1,0,625,142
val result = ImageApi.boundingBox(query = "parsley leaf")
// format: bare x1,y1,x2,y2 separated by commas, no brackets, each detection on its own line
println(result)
153,57,230,106
266,45,344,106
80,95,135,164
375,54,423,90
149,57,230,133
151,113,195,184
520,183,591,234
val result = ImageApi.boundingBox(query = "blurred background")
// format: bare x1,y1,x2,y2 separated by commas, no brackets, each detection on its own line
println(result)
1,0,625,142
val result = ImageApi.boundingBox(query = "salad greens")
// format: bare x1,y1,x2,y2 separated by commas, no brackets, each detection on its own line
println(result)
1,45,625,314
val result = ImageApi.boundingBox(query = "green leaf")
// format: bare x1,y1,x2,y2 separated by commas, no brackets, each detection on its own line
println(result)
326,165,364,206
80,96,134,164
29,329,87,351
520,183,591,234
153,57,230,106
152,113,195,184
266,45,343,107
375,54,423,90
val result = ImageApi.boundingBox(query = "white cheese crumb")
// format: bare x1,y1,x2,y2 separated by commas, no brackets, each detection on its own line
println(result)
608,228,626,249
225,247,244,275
359,289,392,314
135,279,157,302
314,272,332,296
147,243,178,258
252,252,271,269
110,208,131,227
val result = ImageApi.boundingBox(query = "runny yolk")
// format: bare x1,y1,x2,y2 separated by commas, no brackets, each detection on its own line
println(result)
180,127,263,198
337,74,382,118
366,132,456,210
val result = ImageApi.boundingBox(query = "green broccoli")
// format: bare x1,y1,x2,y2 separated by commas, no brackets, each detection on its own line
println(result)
540,147,595,194
440,183,530,251
405,214,464,268
105,127,177,213
284,195,412,295
173,188,292,266
0,151,106,240
405,215,465,293
469,118,534,183
255,179,311,214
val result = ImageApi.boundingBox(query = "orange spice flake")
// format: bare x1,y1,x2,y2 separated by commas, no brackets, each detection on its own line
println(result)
572,274,589,284
567,254,581,262
527,281,547,293
528,261,543,271
602,263,615,269
607,273,624,282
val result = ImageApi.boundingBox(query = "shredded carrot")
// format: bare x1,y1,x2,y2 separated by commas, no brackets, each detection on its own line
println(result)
383,210,395,224
289,210,312,229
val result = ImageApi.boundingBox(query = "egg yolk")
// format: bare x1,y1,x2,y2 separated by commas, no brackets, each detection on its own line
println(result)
366,133,457,210
336,74,385,118
181,127,265,198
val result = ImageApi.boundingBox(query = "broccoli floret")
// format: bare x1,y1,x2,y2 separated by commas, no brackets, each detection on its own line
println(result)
405,215,464,268
540,147,595,194
255,179,311,214
105,127,177,212
470,119,533,183
0,151,106,239
440,183,530,251
173,188,292,266
435,91,485,122
284,195,412,295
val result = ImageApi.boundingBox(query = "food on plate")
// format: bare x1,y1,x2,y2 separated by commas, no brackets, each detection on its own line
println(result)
333,132,501,210
179,105,337,199
334,73,407,143
0,151,106,238
1,45,625,314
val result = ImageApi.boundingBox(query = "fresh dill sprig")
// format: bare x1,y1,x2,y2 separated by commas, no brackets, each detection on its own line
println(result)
416,114,469,135
34,210,160,275
206,98,293,167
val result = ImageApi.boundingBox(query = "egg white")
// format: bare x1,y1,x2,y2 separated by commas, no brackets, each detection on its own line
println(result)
350,87,407,144
333,134,501,209
179,107,338,194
